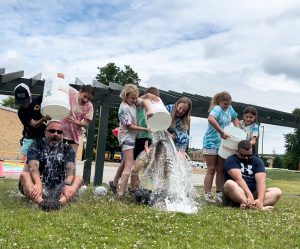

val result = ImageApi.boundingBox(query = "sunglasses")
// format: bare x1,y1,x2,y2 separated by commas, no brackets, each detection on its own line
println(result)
46,129,63,134
238,152,253,159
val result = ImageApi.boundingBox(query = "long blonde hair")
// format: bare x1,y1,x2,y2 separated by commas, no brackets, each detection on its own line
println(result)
119,84,139,100
170,97,192,131
208,91,232,112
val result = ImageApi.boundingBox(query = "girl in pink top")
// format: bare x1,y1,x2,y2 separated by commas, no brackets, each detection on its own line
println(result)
61,84,95,153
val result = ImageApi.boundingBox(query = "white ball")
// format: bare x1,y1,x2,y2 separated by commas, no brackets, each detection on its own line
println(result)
93,186,107,196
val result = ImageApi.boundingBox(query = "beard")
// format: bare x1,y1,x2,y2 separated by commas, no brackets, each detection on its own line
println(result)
46,136,62,147
241,158,252,165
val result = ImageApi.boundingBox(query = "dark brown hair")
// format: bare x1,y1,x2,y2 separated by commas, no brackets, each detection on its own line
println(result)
243,106,258,118
80,84,96,97
238,140,252,150
145,87,160,96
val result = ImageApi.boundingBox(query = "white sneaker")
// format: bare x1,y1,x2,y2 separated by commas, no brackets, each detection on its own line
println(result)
215,192,223,204
204,193,216,203
79,185,88,195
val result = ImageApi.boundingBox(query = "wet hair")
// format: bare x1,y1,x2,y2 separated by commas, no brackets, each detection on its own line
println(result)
238,140,252,150
145,87,160,96
243,106,258,120
46,120,63,127
80,84,96,97
209,91,232,112
170,97,192,131
120,84,139,100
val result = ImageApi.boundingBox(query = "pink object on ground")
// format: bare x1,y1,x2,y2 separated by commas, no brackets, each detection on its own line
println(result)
112,127,119,137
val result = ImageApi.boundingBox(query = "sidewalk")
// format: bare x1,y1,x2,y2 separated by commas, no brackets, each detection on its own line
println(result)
76,161,206,186
3,160,207,187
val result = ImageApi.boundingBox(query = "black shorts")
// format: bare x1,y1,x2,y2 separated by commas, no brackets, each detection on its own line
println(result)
134,138,152,160
18,180,65,200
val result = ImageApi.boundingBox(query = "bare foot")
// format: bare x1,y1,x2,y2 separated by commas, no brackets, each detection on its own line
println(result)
261,206,274,211
240,203,247,209
117,192,125,200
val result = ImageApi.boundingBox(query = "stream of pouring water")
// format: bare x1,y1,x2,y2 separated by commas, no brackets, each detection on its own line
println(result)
147,131,199,214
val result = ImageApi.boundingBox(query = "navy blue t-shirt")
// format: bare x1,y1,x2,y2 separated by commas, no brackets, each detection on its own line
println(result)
224,154,265,192
27,139,76,189
18,96,46,139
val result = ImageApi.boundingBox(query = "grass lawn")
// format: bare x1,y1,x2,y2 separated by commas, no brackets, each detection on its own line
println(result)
0,169,299,249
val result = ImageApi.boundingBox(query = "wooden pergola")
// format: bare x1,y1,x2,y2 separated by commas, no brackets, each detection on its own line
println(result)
1,68,300,185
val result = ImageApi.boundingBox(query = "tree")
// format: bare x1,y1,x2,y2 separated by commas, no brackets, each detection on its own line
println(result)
272,155,283,168
94,63,141,159
260,156,269,168
96,63,141,86
1,96,18,109
283,108,300,170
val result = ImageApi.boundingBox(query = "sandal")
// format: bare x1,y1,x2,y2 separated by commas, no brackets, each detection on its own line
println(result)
109,181,117,194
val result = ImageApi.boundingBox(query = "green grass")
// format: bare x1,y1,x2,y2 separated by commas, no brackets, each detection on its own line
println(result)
266,168,300,194
0,170,299,249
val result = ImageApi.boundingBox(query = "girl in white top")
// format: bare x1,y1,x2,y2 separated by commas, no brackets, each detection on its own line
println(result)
240,106,259,149
110,84,157,198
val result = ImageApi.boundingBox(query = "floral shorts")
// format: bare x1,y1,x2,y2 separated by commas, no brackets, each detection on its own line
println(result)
203,148,218,156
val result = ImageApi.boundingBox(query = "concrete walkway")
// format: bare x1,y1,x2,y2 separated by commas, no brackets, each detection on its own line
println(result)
76,161,207,186
4,160,208,187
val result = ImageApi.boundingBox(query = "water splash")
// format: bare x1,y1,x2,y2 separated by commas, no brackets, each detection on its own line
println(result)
145,131,199,214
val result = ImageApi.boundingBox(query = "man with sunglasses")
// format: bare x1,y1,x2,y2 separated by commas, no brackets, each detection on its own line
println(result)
18,120,83,211
223,140,282,210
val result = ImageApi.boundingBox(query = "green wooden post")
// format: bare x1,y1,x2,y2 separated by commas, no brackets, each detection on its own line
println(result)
94,103,110,186
83,104,98,184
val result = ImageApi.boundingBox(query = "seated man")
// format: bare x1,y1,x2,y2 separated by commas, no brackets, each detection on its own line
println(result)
19,120,83,211
223,140,282,210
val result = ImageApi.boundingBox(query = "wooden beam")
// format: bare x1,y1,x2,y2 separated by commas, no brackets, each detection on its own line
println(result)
0,71,24,83
94,104,110,185
92,79,109,88
30,73,43,87
109,82,123,91
83,105,98,184
75,77,84,85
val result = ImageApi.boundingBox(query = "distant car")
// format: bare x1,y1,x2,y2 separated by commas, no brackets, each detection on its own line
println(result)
113,152,122,162
198,162,207,169
191,161,207,169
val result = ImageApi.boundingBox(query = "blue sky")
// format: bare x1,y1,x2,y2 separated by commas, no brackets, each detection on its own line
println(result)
1,0,300,154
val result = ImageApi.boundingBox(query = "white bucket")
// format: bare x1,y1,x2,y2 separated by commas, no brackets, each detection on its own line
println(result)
218,126,247,159
41,78,70,120
146,98,172,132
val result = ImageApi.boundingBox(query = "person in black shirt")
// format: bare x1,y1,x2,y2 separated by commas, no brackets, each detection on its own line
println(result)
14,83,51,159
223,140,282,210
